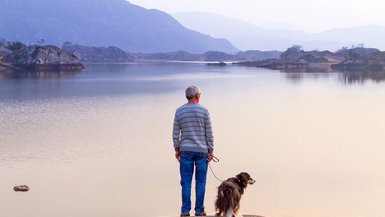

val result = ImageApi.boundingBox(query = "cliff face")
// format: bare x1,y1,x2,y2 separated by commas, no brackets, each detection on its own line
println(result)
4,45,84,71
0,0,238,53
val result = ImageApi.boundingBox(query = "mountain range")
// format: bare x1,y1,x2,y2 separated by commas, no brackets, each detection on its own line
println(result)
0,0,238,53
173,12,385,51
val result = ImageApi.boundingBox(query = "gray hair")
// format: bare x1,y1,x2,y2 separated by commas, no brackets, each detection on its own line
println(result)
185,85,201,99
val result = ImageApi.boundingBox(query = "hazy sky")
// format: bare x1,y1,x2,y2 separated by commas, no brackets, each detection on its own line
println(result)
128,0,385,33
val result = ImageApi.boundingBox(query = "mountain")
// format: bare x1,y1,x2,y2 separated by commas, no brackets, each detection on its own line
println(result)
173,12,385,51
0,0,238,53
173,12,308,51
312,25,385,49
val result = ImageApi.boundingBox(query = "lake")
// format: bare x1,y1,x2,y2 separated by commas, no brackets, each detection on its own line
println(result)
1,62,385,217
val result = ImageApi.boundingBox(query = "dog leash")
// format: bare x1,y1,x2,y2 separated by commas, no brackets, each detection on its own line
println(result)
209,156,224,182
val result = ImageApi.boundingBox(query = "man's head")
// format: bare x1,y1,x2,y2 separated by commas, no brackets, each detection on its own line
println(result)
185,85,201,102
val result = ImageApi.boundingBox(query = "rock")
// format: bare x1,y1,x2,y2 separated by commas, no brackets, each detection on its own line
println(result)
14,185,30,192
4,45,84,71
0,47,12,59
0,62,13,72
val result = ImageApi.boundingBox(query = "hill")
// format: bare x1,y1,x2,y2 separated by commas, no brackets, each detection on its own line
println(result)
0,0,238,53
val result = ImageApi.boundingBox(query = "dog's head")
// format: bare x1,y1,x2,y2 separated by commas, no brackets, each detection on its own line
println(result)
236,172,256,186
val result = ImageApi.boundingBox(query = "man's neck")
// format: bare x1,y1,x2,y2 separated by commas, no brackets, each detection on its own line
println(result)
187,99,199,104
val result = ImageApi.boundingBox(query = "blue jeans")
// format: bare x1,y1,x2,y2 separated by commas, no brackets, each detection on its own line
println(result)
180,151,208,213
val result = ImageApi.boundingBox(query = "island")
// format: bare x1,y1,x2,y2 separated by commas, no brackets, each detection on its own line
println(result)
0,41,84,72
235,45,385,72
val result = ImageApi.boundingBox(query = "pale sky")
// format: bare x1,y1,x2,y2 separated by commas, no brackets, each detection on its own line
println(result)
128,0,385,33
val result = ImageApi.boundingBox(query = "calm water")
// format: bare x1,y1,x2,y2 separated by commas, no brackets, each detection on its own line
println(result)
1,63,385,217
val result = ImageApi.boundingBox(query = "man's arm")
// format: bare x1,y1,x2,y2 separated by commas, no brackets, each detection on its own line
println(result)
172,113,181,160
205,110,214,154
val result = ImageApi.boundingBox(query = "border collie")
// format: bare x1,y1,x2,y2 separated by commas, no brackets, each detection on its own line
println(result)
215,172,255,217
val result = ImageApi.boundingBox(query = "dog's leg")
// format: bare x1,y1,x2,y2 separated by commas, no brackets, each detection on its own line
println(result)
225,208,233,217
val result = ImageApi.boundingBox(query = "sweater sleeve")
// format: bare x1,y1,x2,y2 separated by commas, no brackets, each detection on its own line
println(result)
172,112,181,152
205,110,214,153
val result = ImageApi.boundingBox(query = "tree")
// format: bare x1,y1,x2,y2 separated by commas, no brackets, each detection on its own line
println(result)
6,41,26,51
37,38,45,45
280,45,304,60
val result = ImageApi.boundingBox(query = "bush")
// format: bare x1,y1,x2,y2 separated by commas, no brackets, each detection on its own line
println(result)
6,41,26,51
280,45,304,60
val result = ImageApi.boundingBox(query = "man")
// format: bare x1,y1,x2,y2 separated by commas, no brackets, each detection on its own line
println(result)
173,85,214,217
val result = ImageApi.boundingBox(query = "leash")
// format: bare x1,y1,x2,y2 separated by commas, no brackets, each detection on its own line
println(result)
208,156,224,182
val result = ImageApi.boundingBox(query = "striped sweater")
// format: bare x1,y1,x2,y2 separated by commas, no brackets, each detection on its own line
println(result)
173,103,214,153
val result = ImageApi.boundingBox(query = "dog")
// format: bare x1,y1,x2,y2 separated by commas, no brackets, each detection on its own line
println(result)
215,172,255,217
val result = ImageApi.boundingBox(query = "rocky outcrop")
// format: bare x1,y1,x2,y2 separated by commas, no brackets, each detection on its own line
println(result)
62,43,134,63
4,45,84,71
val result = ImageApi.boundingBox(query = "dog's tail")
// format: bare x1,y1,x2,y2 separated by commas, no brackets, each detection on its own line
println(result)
215,185,235,216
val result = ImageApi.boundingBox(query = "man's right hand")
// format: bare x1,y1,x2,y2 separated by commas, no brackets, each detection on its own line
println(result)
207,152,214,162
175,151,180,162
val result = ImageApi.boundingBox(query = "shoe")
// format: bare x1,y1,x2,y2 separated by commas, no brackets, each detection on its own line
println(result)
195,211,207,216
180,212,190,217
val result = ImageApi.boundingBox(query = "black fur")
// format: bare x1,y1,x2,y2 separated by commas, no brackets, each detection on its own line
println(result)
215,172,255,217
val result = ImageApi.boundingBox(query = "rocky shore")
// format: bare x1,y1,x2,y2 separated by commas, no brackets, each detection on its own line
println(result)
3,45,84,71
0,62,13,72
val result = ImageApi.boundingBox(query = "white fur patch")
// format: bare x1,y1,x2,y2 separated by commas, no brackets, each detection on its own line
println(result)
225,208,233,217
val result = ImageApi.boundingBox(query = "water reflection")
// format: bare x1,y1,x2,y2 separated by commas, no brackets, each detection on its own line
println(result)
282,70,385,84
2,63,385,102
280,65,333,73
339,71,385,84
0,69,80,79
283,72,332,83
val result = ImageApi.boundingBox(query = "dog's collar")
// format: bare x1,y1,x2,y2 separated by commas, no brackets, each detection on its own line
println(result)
235,177,241,183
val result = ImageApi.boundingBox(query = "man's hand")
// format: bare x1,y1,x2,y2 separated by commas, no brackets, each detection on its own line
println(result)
175,151,180,162
207,152,214,162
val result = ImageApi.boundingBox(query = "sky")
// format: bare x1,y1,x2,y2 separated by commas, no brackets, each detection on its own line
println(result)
128,0,385,33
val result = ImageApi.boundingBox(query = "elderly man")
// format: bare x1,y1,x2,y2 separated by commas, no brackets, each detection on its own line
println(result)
173,85,214,217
